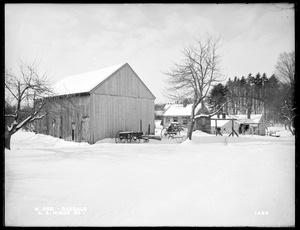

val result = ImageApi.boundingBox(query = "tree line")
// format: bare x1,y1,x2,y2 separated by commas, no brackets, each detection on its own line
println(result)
207,51,295,134
208,73,283,120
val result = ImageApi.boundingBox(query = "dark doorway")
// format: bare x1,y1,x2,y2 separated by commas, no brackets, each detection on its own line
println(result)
72,122,75,141
60,116,63,139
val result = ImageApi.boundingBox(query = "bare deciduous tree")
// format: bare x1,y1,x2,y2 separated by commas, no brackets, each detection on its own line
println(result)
275,51,295,135
275,51,295,88
164,35,225,140
5,60,54,149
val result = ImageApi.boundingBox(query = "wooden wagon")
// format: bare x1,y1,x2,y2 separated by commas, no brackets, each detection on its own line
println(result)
160,122,186,139
115,131,161,143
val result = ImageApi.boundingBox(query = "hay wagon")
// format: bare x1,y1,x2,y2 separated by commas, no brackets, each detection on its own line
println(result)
115,131,161,143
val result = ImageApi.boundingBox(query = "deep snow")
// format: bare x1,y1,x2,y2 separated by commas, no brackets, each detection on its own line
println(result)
5,130,295,227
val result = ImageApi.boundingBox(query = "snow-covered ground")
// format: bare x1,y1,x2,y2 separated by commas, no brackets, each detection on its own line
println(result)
5,130,295,227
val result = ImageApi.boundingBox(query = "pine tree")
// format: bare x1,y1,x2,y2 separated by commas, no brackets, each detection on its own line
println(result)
207,83,229,113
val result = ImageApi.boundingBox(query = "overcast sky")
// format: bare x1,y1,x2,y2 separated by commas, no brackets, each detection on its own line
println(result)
5,3,294,103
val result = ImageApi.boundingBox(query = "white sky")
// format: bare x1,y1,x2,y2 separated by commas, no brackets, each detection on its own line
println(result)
5,3,294,103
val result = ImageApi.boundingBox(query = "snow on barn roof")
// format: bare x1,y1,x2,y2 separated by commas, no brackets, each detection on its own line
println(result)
54,63,126,96
163,103,201,117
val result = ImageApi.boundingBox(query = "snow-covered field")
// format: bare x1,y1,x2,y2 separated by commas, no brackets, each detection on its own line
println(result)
5,130,295,227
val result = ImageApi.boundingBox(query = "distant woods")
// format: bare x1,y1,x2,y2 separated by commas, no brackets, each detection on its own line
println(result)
207,72,294,130
210,73,279,119
207,51,295,133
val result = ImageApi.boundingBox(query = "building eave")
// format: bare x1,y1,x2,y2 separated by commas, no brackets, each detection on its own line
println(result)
45,92,90,100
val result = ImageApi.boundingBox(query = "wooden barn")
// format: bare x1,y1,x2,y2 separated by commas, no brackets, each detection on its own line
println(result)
35,63,156,144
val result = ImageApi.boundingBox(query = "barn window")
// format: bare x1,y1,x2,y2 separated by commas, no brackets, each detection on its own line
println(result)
173,117,178,122
201,118,206,125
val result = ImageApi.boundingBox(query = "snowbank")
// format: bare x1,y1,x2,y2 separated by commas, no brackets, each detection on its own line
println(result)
95,138,115,144
192,130,212,136
5,131,295,227
6,131,90,150
278,130,293,137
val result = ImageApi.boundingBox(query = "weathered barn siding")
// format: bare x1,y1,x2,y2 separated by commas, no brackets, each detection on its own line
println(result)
35,95,91,143
86,65,155,142
90,94,154,143
35,63,155,144
87,63,155,143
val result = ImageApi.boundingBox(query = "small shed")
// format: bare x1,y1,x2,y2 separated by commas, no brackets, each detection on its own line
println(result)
194,102,211,134
234,114,265,135
211,114,265,135
35,63,156,144
210,114,240,135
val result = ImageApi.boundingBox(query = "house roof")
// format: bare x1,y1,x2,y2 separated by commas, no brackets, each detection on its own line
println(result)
163,103,201,117
54,63,126,96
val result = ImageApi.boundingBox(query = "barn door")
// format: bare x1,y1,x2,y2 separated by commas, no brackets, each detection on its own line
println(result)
81,117,89,143
71,122,75,141
60,116,63,139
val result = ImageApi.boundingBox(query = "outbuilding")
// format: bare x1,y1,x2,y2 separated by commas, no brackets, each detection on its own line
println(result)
35,63,156,144
210,114,240,135
234,114,265,135
210,114,265,135
162,102,205,128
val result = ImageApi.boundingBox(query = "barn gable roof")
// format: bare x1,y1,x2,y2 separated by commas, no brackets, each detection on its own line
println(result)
54,63,155,98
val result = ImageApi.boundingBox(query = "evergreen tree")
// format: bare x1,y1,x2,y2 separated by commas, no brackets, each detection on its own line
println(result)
207,83,229,113
225,73,284,125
